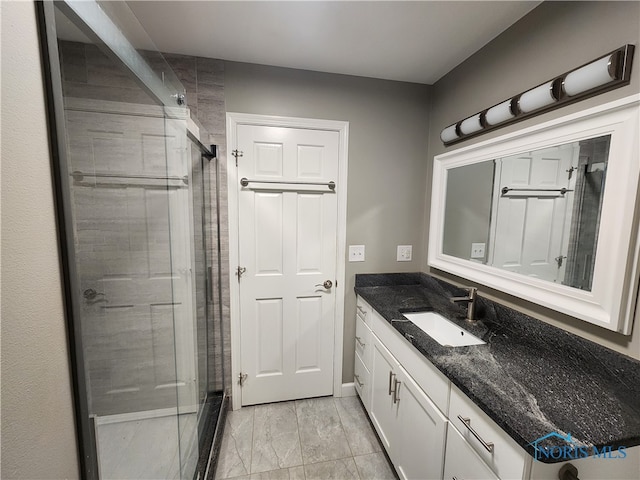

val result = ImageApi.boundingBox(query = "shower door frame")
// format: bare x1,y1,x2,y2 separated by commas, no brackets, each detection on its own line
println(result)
37,2,195,478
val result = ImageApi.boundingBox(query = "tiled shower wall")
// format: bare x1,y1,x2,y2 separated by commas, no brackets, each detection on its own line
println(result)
160,51,231,396
59,41,232,404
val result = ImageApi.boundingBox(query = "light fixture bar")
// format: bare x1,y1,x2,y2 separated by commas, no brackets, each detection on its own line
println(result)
440,44,635,146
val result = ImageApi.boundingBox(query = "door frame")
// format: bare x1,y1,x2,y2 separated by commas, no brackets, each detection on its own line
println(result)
226,112,349,410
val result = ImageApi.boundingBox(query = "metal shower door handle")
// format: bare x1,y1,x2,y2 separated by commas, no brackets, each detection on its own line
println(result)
315,280,333,289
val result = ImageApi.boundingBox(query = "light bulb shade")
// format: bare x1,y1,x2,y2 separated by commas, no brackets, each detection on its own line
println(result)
485,100,515,126
440,124,459,143
518,81,557,113
459,114,483,135
563,54,616,96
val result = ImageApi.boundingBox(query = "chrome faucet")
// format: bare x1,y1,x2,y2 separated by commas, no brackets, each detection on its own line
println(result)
450,287,478,322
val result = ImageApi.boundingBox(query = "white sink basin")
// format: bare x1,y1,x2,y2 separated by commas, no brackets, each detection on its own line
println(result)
402,312,486,347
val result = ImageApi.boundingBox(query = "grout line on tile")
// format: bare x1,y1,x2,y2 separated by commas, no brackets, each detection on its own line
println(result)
334,397,356,460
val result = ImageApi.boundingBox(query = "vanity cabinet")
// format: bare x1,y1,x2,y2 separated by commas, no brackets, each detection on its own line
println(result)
370,333,447,480
357,297,449,479
353,296,639,480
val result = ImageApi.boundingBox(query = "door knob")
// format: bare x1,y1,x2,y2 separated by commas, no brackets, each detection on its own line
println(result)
83,288,105,300
315,280,333,289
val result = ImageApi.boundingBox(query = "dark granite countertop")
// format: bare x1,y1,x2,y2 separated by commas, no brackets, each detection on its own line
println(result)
354,273,640,463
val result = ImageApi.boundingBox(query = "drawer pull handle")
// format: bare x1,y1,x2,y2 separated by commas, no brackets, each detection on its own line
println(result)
393,380,401,404
457,415,494,453
357,305,367,316
355,336,366,347
388,371,396,396
354,374,364,387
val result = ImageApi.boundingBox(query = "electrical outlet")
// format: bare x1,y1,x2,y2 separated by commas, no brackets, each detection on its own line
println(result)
397,245,412,262
471,242,486,259
349,245,365,262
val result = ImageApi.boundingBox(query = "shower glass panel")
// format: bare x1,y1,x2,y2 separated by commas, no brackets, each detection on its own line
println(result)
40,1,225,478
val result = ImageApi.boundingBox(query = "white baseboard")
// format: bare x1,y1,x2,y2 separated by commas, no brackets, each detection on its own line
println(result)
340,382,357,397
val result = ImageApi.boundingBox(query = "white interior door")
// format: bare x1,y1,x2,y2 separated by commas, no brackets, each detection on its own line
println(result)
236,124,340,406
490,144,578,282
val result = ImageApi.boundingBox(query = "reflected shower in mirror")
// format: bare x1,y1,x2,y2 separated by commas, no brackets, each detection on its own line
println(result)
443,135,611,291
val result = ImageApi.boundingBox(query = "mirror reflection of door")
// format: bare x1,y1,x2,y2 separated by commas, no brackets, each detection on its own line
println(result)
442,135,610,292
489,143,578,283
67,103,197,417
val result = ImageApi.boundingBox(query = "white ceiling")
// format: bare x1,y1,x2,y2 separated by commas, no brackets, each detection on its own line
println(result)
127,1,541,85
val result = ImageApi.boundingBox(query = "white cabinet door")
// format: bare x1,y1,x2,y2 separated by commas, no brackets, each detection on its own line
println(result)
370,335,399,454
370,334,448,480
395,365,447,480
444,424,499,480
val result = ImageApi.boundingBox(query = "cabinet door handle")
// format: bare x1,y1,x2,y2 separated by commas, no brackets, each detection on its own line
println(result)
357,305,367,316
355,336,366,347
457,415,494,452
388,371,396,396
354,374,364,387
393,380,401,404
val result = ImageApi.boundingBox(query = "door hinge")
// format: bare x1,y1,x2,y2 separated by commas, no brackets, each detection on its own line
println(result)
236,266,246,280
239,372,248,386
232,149,243,166
566,166,575,181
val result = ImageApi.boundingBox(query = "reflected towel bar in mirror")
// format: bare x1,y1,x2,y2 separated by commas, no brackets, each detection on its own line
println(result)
501,187,574,196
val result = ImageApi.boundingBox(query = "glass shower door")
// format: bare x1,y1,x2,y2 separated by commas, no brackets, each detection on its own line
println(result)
66,99,193,479
46,1,202,478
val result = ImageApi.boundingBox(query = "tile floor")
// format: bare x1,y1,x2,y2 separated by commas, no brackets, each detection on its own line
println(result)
215,396,397,480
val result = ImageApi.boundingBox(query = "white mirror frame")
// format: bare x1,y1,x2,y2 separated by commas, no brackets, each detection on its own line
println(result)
429,94,640,334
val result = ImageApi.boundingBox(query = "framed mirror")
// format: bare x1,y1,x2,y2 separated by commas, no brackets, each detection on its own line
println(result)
429,95,640,334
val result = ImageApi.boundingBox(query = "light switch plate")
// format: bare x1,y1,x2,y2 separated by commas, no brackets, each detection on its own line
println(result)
471,242,486,259
349,245,365,262
397,245,412,262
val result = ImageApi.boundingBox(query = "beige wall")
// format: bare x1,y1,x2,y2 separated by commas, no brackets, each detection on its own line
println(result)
426,1,640,359
224,62,431,382
0,2,80,478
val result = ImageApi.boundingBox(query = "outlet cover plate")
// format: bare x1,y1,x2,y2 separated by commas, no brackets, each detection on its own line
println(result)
349,245,365,262
397,245,412,262
471,242,486,259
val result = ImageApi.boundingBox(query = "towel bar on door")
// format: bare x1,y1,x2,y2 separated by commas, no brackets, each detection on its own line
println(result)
240,177,336,190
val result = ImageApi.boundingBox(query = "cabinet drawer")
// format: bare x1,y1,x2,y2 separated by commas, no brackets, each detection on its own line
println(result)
449,385,527,480
354,352,371,411
356,297,371,325
444,423,499,480
355,314,373,369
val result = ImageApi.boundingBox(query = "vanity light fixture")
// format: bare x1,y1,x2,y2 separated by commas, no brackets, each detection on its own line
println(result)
440,44,635,146
518,80,558,113
459,113,483,135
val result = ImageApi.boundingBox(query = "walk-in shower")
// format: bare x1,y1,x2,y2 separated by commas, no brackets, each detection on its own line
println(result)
38,2,227,478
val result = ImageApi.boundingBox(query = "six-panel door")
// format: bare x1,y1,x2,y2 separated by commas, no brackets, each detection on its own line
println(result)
236,124,340,405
